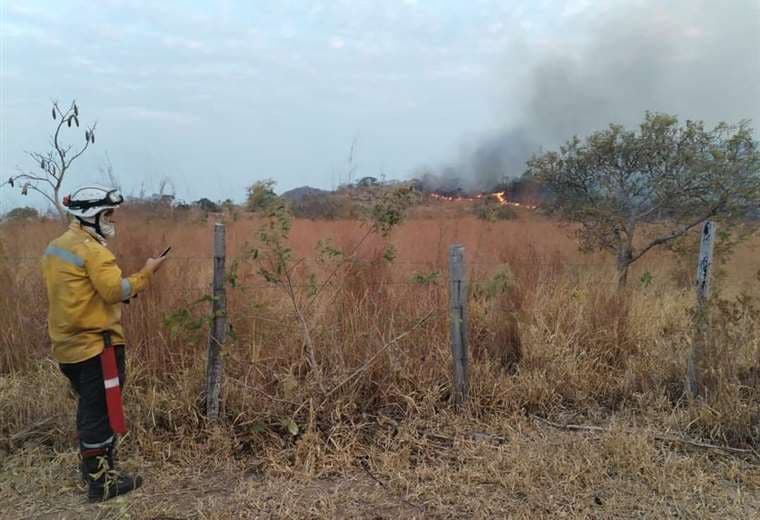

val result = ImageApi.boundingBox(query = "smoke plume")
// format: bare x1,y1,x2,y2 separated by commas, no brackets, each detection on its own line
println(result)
429,0,760,192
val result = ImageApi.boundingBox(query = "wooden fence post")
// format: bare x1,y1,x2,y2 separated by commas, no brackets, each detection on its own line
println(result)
206,223,226,421
687,220,716,399
448,244,469,405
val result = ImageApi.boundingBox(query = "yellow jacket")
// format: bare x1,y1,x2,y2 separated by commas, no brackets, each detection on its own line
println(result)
41,223,152,364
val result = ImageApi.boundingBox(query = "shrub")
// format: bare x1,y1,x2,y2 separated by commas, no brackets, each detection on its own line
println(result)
474,200,516,221
290,193,358,220
4,207,39,221
194,198,220,212
246,179,278,212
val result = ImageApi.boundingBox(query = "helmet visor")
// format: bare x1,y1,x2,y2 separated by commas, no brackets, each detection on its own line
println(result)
106,189,124,205
67,189,124,211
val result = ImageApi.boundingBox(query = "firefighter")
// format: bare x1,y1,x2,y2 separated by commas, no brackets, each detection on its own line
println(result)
41,185,167,502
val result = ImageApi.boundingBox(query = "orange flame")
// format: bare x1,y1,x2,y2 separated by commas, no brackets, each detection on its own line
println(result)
429,191,536,210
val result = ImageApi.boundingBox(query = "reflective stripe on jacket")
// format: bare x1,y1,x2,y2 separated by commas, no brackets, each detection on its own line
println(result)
41,223,152,364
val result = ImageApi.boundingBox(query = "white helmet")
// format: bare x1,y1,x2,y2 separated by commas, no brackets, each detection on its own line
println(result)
64,185,124,240
64,185,124,218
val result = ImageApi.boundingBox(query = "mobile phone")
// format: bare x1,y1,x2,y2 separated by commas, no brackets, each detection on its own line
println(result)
159,246,172,257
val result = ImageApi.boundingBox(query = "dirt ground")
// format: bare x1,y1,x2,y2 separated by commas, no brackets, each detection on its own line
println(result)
3,415,760,519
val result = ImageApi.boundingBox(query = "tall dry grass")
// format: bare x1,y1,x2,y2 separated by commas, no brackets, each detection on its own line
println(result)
1,209,759,514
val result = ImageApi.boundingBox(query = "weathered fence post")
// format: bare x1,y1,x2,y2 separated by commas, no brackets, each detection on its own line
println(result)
448,244,469,405
206,223,226,421
687,220,716,399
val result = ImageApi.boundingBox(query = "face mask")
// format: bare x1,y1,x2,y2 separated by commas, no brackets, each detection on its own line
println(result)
98,211,116,239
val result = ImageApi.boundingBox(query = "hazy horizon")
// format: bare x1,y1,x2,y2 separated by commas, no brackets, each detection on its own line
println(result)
2,0,759,212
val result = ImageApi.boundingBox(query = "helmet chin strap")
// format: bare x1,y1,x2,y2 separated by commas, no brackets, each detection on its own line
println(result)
76,212,113,241
99,216,116,239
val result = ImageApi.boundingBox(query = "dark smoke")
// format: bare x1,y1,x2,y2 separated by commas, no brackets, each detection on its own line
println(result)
424,0,760,193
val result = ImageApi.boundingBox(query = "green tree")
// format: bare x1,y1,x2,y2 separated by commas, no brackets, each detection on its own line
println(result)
5,207,40,221
244,181,415,385
194,198,220,212
246,179,278,212
357,176,379,188
528,112,760,288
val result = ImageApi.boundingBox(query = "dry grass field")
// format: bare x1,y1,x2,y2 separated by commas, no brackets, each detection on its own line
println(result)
1,204,759,519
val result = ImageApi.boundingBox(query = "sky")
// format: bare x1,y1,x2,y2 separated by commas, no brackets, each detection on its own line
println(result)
423,0,760,191
1,0,759,212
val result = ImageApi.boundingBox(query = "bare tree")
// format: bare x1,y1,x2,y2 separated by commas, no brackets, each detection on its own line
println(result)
528,112,760,288
347,133,359,186
99,152,120,190
2,100,97,223
158,177,176,198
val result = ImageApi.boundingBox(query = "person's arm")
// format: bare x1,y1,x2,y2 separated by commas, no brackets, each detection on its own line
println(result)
85,246,165,304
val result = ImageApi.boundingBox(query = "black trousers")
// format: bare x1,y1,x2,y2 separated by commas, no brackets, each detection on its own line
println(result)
59,346,126,449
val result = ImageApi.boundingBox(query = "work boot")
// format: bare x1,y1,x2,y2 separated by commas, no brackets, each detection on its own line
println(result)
81,447,142,502
79,435,117,484
79,436,117,484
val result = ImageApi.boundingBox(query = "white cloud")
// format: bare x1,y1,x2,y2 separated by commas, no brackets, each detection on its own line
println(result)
104,106,197,124
5,2,51,20
162,36,208,52
0,69,22,81
560,0,593,18
1,0,617,204
69,56,96,68
0,22,63,47
488,22,505,34
329,37,345,49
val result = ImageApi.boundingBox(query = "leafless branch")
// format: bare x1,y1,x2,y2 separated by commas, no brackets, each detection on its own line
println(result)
12,170,56,189
52,104,72,171
319,310,437,407
225,376,302,407
64,138,90,170
282,260,324,391
4,100,96,222
531,415,757,457
25,184,60,208
305,225,375,313
630,205,721,264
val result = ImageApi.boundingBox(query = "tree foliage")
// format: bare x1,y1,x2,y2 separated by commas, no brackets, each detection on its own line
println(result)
246,179,279,212
194,198,221,213
4,207,40,221
528,112,760,287
357,176,379,188
240,181,414,384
